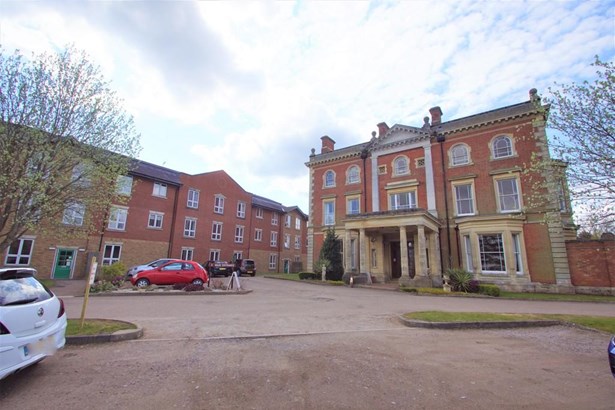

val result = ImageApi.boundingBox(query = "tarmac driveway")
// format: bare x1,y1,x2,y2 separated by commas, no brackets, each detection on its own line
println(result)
1,277,613,409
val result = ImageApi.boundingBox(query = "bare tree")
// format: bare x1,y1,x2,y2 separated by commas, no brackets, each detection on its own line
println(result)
0,45,141,252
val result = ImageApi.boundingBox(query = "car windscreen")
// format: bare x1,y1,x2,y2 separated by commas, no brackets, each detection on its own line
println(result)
0,277,53,306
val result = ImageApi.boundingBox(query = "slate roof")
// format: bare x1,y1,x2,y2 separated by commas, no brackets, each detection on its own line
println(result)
251,194,286,212
128,159,182,186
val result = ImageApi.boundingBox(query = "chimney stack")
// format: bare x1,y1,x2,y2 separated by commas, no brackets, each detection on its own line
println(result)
429,106,443,126
320,135,336,154
377,122,389,138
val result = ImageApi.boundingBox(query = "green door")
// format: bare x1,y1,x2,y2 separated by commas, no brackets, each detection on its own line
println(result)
54,249,75,279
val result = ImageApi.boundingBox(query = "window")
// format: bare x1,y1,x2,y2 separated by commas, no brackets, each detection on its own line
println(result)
513,233,523,274
450,144,470,166
102,244,121,266
284,234,291,249
378,165,387,175
272,213,278,225
235,225,244,243
295,218,301,230
116,175,132,195
256,208,263,219
62,203,85,226
233,251,243,261
285,215,291,228
184,218,197,238
294,235,301,249
497,177,521,212
350,239,356,270
214,195,225,214
393,156,409,176
153,182,167,197
255,228,263,241
108,207,128,230
71,164,90,187
492,136,513,158
557,183,568,212
346,165,360,184
324,200,335,226
416,158,425,168
187,189,199,208
269,254,277,269
324,170,335,187
237,201,246,218
211,222,222,241
389,191,416,210
454,183,475,216
181,247,194,261
270,231,278,247
347,197,360,215
148,211,164,229
464,235,474,272
5,238,34,265
209,250,220,261
479,234,506,274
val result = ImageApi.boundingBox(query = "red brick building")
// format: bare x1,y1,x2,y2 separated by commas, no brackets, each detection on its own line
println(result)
2,161,307,279
306,89,577,291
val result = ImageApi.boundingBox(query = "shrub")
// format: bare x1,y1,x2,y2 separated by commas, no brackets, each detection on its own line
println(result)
299,272,321,280
173,283,187,290
478,284,501,297
90,280,115,293
101,262,127,282
446,268,474,293
467,280,480,293
183,283,205,292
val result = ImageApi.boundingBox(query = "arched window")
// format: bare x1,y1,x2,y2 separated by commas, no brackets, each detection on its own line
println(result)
393,156,409,176
346,165,360,184
324,170,335,187
492,136,513,158
450,144,470,166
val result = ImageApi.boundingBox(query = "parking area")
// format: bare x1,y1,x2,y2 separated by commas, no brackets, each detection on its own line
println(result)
1,277,613,409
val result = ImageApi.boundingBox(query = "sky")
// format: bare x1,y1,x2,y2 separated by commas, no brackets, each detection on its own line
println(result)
1,0,614,214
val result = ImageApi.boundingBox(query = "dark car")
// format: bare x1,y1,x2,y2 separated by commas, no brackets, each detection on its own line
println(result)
609,335,615,378
238,259,256,277
130,260,208,288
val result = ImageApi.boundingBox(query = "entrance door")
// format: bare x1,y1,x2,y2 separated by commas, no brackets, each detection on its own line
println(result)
283,260,290,273
390,242,401,279
408,242,416,278
54,249,75,279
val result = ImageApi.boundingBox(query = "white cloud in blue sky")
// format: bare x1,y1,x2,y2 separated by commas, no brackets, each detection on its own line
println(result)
1,0,613,213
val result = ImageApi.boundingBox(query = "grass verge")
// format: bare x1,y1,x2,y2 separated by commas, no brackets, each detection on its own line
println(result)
66,319,136,336
403,311,615,333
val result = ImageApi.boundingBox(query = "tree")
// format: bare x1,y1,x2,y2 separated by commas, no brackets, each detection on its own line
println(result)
316,228,344,281
545,57,614,231
0,46,141,252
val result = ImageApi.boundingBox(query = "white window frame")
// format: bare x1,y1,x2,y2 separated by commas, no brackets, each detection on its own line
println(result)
187,189,199,209
346,165,360,184
294,235,301,249
324,199,335,226
181,247,194,261
63,203,85,226
211,221,222,241
513,233,524,275
450,144,470,166
492,135,514,159
347,196,360,215
152,182,167,198
285,214,291,228
272,213,278,225
184,217,197,238
256,208,263,219
116,175,132,196
324,170,336,188
284,233,291,249
102,244,122,266
389,191,417,210
209,250,220,261
235,225,244,243
108,207,128,231
478,234,506,274
214,195,225,214
495,176,521,213
453,182,475,216
5,238,35,265
270,231,278,247
148,211,164,229
254,228,263,242
233,251,243,261
237,201,246,218
295,218,301,230
464,235,474,272
393,156,409,176
269,254,278,270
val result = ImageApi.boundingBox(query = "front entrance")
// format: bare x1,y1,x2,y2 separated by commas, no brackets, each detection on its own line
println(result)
391,242,401,279
283,259,290,273
53,249,75,279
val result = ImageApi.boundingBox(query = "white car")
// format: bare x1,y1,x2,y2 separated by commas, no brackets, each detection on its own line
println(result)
126,258,178,279
0,268,67,380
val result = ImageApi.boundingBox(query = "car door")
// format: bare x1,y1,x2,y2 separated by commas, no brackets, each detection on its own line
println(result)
181,262,197,282
157,262,183,284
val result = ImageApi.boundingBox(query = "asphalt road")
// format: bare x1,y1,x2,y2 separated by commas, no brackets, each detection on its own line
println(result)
1,278,614,409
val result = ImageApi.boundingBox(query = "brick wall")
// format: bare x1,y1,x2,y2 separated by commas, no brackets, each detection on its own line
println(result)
566,240,615,287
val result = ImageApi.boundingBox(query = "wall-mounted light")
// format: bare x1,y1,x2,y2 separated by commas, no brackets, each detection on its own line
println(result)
370,237,377,243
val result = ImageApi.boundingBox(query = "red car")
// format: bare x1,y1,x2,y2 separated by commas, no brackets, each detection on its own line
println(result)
130,260,208,288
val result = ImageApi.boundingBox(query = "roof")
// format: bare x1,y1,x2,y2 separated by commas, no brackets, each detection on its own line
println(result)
251,194,286,212
128,159,182,186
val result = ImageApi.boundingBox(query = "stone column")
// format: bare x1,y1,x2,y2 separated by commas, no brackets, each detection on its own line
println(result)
399,226,410,286
359,228,371,284
344,230,352,273
417,225,427,277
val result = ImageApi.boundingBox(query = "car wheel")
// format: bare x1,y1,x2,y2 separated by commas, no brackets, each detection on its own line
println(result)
191,278,204,286
135,278,150,288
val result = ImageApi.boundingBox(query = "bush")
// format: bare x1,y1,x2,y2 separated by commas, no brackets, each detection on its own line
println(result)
90,280,115,293
467,280,480,293
446,268,474,293
183,283,205,292
101,262,127,282
173,283,187,290
478,284,501,297
299,272,321,280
